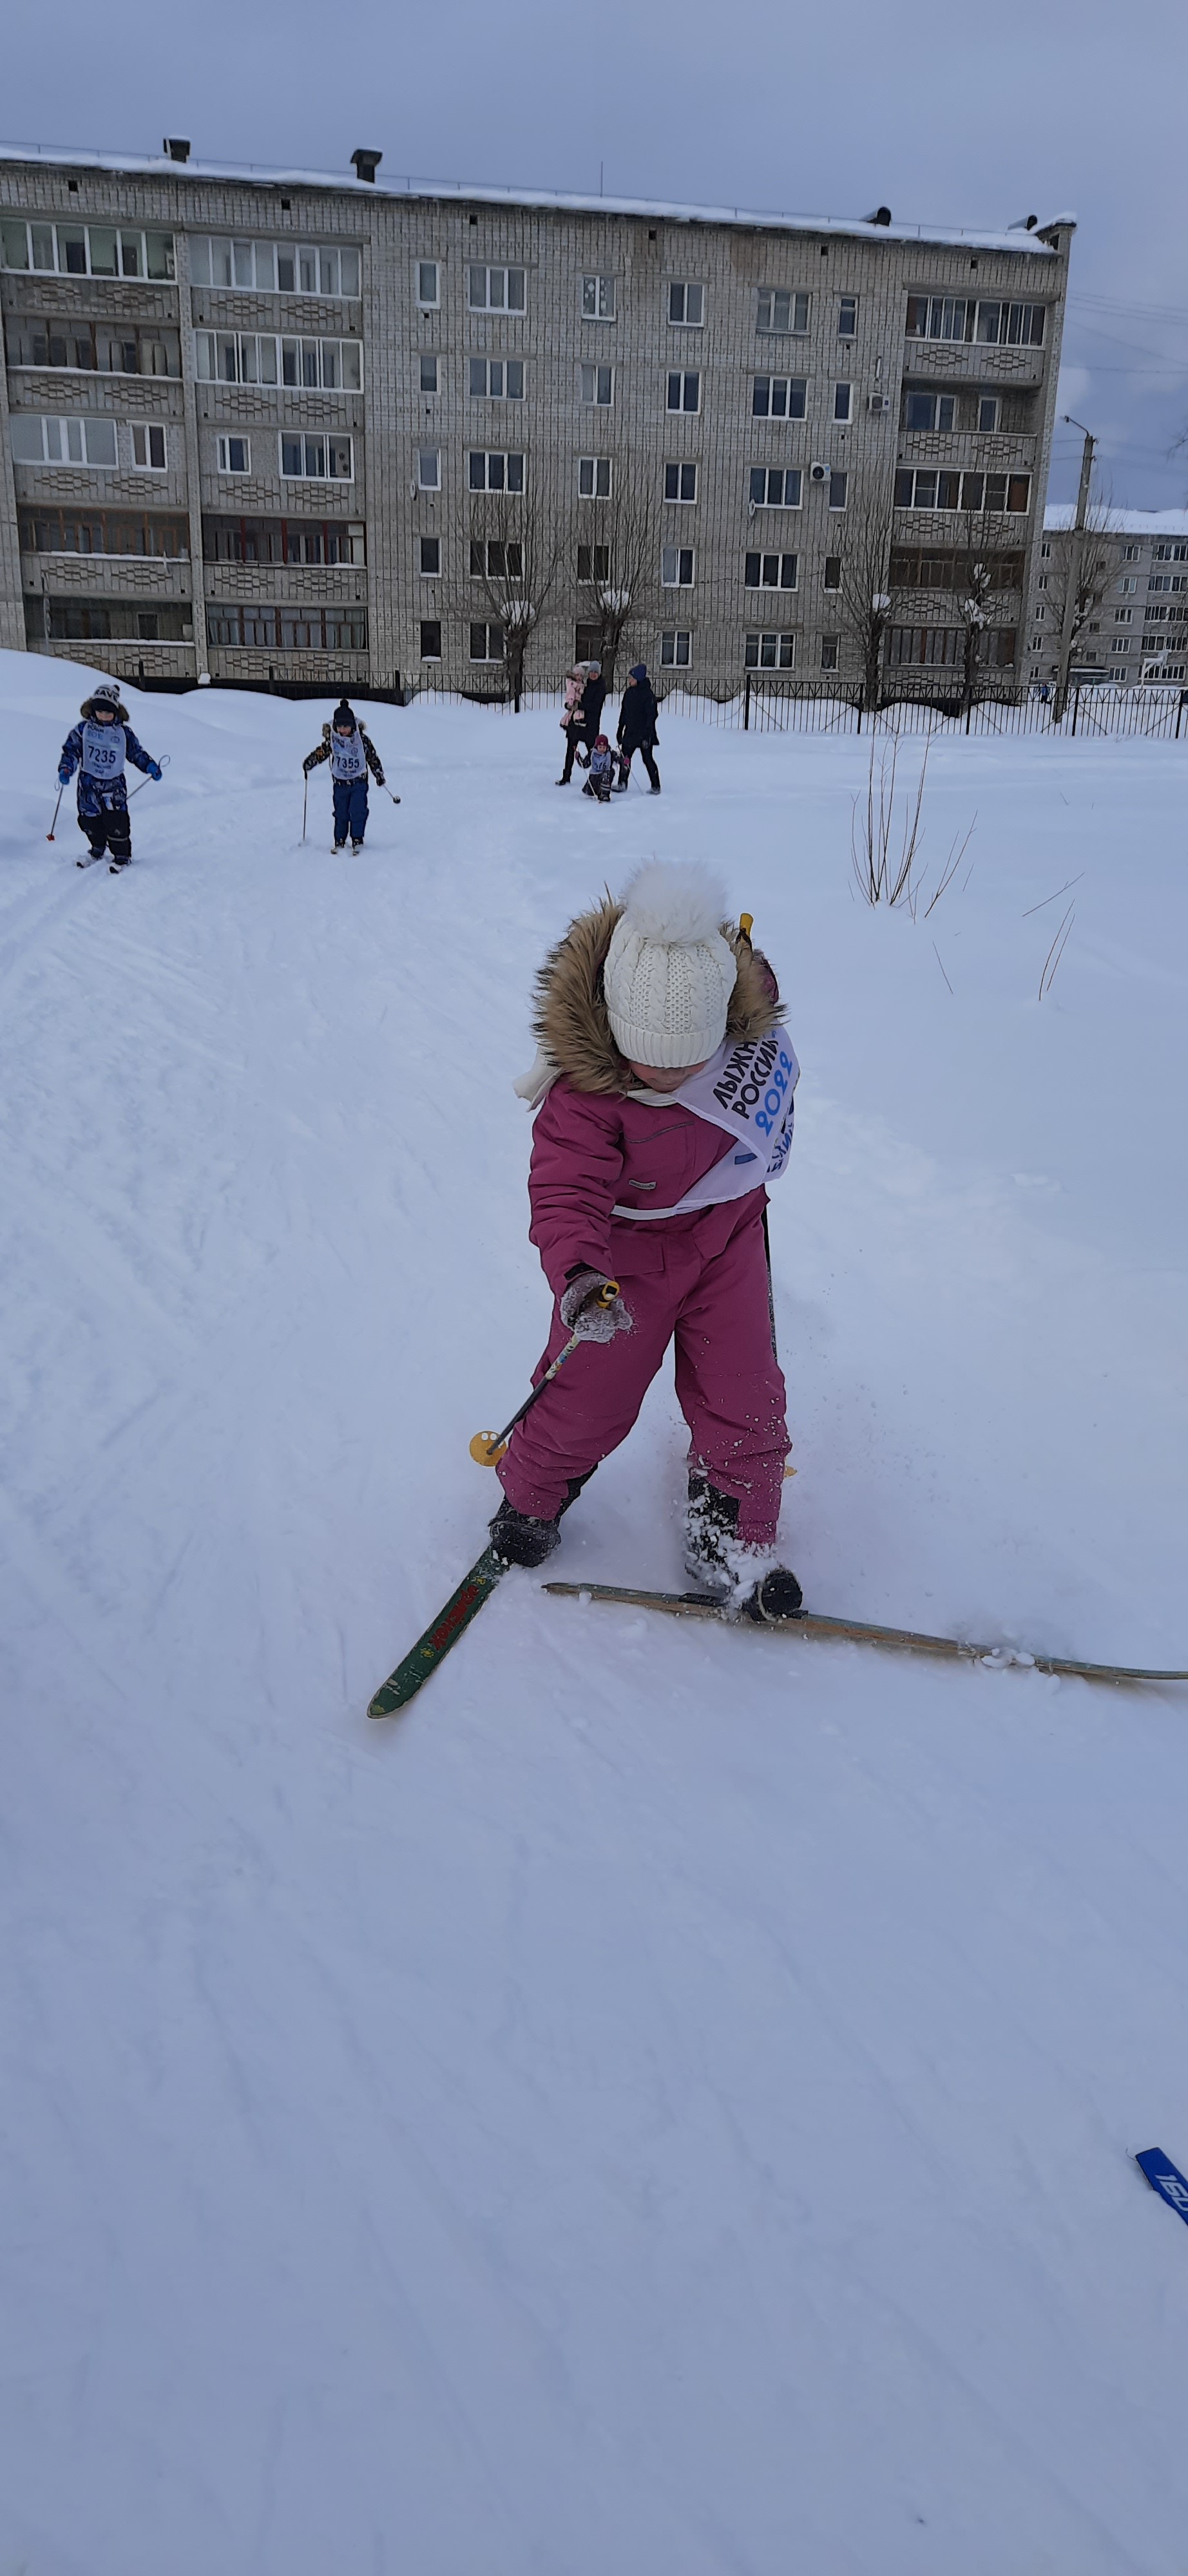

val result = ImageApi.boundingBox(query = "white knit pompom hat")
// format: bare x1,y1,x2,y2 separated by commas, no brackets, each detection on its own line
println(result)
603,861,737,1068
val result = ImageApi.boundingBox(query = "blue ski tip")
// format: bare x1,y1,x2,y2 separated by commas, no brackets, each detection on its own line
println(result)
1135,2148,1188,2226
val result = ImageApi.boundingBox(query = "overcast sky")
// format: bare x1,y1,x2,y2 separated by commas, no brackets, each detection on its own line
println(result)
7,0,1187,511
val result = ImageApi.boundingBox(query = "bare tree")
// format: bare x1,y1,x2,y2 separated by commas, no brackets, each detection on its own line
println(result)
1045,497,1116,717
947,507,1022,714
834,488,895,710
573,468,666,688
448,468,567,707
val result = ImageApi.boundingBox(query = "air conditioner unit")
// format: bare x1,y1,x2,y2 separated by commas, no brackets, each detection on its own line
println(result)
867,393,892,415
809,461,829,482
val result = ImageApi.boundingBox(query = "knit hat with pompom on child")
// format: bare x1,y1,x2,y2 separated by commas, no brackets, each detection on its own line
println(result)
602,860,737,1069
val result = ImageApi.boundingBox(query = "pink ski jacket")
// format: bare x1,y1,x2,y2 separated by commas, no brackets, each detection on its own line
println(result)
521,895,783,1295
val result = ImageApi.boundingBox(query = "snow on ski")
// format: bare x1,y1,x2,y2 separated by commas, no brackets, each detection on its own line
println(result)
542,1581,1188,1687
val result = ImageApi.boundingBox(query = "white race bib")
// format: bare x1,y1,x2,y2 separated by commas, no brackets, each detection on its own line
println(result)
81,720,126,779
613,1025,799,1219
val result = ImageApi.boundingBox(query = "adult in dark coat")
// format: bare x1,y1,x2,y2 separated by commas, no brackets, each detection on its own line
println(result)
615,664,661,792
557,662,607,784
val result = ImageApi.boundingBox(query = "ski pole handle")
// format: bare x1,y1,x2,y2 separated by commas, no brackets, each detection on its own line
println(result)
470,1280,620,1466
46,783,64,842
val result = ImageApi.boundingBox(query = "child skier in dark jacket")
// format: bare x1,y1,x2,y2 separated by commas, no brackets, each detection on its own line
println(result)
57,681,162,870
582,735,617,801
490,860,803,1621
303,700,388,850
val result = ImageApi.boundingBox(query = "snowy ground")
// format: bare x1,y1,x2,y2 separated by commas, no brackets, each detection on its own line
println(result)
3,648,1188,2575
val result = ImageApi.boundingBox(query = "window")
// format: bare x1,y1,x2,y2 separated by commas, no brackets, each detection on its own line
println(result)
668,282,704,327
1040,542,1051,558
749,467,802,508
978,395,1001,432
667,370,700,412
471,539,523,578
467,265,526,311
823,555,841,591
888,625,1016,668
470,621,505,661
10,413,118,467
280,433,354,480
905,296,972,342
975,299,1045,346
1111,638,1131,653
664,461,698,502
745,631,796,668
578,456,612,498
420,354,439,393
580,363,614,406
470,357,524,399
419,536,441,576
582,274,615,319
131,422,166,470
420,619,442,659
1148,573,1188,592
829,383,852,426
1122,544,1140,560
757,289,809,334
745,551,798,590
468,450,525,492
1036,574,1048,589
751,375,806,419
1114,609,1133,625
577,544,610,583
417,448,441,490
190,237,360,296
194,332,362,390
2,217,174,279
895,468,1030,513
838,296,857,337
1153,542,1188,561
905,392,956,431
660,629,691,666
216,435,252,474
6,315,181,376
819,635,839,671
1116,576,1136,594
206,607,368,649
22,506,187,556
417,261,439,307
203,517,363,566
662,545,695,587
829,471,848,510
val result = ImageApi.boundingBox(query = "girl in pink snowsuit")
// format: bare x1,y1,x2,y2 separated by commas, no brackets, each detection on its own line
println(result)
492,862,803,1618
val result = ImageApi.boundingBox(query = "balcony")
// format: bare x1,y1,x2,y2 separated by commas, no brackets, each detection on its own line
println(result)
204,561,367,607
900,338,1046,388
23,551,193,599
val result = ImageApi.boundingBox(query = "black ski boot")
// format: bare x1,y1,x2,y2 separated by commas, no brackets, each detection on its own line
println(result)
489,1495,562,1567
685,1475,803,1618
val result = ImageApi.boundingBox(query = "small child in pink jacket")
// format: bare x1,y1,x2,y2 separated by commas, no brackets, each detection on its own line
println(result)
491,860,803,1618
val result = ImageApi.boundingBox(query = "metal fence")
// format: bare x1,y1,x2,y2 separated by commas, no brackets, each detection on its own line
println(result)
408,670,1188,741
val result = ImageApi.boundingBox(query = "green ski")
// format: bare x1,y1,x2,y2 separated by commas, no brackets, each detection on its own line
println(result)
368,1546,508,1717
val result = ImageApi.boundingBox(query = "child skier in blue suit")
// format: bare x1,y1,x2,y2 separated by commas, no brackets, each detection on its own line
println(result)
303,701,390,851
57,681,162,871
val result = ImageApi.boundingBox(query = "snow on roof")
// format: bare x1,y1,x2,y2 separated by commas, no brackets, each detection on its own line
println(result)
1046,504,1188,537
0,141,1068,257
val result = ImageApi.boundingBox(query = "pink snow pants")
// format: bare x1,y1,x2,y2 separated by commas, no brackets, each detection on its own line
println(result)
497,1193,788,1542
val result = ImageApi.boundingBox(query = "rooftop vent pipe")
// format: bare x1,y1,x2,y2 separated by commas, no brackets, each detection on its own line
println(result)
164,138,191,162
867,205,892,226
351,149,383,184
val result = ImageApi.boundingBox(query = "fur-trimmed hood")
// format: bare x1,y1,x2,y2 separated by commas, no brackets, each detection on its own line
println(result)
524,894,782,1097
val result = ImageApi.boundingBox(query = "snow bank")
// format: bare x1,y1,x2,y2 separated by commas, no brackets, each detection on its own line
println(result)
2,650,1187,2574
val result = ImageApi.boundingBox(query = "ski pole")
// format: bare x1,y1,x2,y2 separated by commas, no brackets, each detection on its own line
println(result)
387,788,401,807
738,909,792,1472
470,1280,620,1466
302,773,309,842
127,752,170,800
46,784,64,842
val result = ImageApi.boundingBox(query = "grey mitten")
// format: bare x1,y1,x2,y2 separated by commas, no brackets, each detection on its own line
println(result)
559,1270,633,1343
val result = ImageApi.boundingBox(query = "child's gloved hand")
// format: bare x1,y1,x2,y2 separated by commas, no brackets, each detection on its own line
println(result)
559,1270,633,1341
148,762,163,781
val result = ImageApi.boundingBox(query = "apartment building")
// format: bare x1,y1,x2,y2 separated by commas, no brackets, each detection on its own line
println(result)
1030,506,1188,685
0,142,1073,696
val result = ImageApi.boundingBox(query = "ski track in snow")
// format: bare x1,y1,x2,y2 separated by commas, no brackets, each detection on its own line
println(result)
2,652,1187,2575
